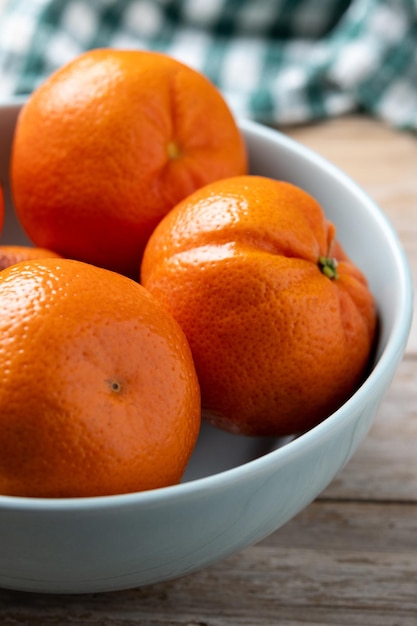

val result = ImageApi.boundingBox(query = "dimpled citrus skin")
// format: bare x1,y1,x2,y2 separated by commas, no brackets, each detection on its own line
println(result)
11,48,247,279
141,175,377,437
0,258,200,498
0,245,62,271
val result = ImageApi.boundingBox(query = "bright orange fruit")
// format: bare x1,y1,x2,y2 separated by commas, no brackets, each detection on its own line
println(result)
0,258,200,497
141,175,377,437
0,245,61,271
11,48,247,279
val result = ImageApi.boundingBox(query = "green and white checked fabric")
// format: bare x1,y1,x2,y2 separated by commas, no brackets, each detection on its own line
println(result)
0,0,416,131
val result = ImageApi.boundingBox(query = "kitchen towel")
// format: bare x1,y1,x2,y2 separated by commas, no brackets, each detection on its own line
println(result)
0,0,416,131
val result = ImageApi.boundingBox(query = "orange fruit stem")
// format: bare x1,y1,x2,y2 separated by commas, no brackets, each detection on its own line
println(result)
318,255,339,279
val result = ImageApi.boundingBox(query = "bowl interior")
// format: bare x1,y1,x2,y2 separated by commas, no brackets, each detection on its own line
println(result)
0,102,413,595
0,103,413,487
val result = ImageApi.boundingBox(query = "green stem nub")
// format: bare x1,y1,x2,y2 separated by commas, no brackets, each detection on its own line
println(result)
318,256,339,280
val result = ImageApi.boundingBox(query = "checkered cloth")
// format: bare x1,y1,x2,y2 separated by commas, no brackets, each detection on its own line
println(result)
0,0,416,131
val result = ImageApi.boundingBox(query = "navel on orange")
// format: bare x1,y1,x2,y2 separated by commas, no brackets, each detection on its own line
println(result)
141,175,377,436
11,49,247,279
0,258,200,497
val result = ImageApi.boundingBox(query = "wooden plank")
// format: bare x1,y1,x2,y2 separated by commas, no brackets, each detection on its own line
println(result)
0,501,416,625
321,357,417,502
264,500,417,553
0,556,415,624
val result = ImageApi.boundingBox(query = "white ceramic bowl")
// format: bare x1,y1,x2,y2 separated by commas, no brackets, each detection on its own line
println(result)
0,102,413,594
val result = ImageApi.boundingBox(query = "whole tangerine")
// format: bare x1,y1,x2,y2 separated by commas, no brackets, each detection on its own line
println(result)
10,48,247,279
0,258,200,497
0,245,62,271
141,175,377,437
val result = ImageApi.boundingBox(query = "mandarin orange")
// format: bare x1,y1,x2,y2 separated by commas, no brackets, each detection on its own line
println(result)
0,258,200,497
0,245,61,271
11,48,247,279
141,175,377,436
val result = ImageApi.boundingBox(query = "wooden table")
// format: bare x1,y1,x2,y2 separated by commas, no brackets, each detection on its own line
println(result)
0,115,416,624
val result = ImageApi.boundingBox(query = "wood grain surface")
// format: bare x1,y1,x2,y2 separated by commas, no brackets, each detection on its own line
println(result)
0,114,416,624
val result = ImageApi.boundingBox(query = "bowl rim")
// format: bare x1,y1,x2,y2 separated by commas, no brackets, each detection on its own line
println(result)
0,112,413,512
